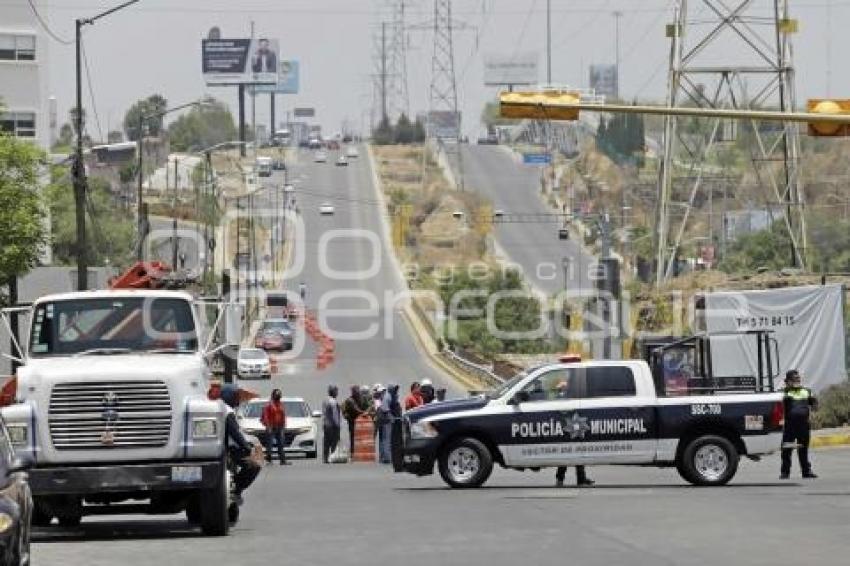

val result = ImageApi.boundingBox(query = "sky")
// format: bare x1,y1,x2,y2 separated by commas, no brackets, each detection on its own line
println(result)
33,0,850,139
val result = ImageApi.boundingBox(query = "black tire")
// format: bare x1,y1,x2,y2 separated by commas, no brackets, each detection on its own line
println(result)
199,462,230,536
438,437,493,489
678,435,739,486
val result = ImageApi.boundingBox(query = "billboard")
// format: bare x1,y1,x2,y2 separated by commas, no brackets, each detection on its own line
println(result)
250,60,300,94
704,285,848,391
202,38,279,85
484,53,538,86
294,107,315,118
589,64,618,99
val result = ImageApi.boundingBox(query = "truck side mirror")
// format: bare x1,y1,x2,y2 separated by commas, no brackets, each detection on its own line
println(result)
510,390,530,405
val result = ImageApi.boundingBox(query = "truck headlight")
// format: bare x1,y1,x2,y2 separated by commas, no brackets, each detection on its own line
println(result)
409,421,438,439
0,513,13,534
7,424,28,446
192,417,218,439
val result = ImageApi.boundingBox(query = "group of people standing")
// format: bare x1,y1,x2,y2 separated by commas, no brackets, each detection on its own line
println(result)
320,380,445,464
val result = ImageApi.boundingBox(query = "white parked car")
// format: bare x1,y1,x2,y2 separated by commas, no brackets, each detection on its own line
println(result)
336,155,348,166
314,150,328,163
283,184,295,193
345,146,359,158
236,397,320,458
319,203,335,215
237,347,271,380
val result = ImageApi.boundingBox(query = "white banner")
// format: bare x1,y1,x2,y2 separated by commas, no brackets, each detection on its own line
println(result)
704,285,847,391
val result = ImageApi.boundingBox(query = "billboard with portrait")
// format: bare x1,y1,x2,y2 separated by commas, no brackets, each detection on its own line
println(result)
202,38,280,85
250,60,300,94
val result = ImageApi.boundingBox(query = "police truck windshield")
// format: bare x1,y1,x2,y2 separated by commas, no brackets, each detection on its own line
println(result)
28,297,198,357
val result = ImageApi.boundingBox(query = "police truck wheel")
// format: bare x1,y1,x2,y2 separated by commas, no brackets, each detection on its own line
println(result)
199,463,230,536
680,435,739,486
438,437,493,488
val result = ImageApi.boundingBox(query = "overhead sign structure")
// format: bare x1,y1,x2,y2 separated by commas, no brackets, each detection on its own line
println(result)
807,99,850,136
202,38,280,86
483,53,538,87
427,110,461,139
293,107,315,118
500,90,581,121
250,60,300,94
522,152,551,165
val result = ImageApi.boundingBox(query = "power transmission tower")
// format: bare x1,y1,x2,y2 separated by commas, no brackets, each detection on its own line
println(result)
387,0,410,120
370,21,391,131
654,0,805,285
429,0,464,189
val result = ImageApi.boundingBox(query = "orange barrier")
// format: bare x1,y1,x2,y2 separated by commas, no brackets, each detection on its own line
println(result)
351,415,376,462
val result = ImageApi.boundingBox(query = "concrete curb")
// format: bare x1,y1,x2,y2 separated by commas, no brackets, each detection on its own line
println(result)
811,429,850,449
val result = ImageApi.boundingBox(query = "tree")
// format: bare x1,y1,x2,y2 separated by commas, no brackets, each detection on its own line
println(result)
0,132,47,285
167,98,237,152
123,94,168,142
717,221,792,273
69,107,86,138
412,116,426,142
53,123,74,151
394,113,414,144
372,116,394,145
46,174,135,268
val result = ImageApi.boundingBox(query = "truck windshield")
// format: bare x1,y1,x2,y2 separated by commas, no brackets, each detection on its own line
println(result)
29,297,198,357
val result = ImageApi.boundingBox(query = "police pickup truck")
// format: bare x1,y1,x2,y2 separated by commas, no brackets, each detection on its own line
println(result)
400,335,784,488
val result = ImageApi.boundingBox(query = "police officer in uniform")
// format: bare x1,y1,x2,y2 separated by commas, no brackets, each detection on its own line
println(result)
553,378,594,487
780,369,818,479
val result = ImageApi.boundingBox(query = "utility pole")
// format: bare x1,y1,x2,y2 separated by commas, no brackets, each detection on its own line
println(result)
381,22,389,124
546,0,552,85
74,18,87,290
613,11,622,99
238,85,246,157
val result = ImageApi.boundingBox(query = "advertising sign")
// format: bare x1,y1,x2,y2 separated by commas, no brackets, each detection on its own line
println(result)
589,64,618,99
427,111,461,139
202,38,279,85
704,285,848,391
484,53,538,86
294,107,315,118
250,60,300,94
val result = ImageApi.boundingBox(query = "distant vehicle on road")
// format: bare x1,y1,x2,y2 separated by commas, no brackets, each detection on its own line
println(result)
400,332,785,489
314,150,328,163
272,159,286,171
237,398,320,459
308,138,322,150
237,348,271,380
326,140,341,151
255,319,294,351
256,156,273,177
345,146,359,158
336,155,348,166
319,203,335,215
283,184,295,193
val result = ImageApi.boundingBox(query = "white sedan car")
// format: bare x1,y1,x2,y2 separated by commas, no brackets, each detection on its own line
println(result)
319,202,335,215
236,347,271,380
236,397,320,458
346,146,359,158
314,150,328,163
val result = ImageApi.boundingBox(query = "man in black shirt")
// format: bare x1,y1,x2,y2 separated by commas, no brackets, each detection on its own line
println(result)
780,370,818,479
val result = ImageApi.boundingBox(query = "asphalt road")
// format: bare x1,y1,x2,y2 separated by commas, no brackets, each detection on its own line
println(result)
34,446,850,566
457,144,596,295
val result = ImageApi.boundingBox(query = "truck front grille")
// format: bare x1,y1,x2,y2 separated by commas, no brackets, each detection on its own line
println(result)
48,381,172,450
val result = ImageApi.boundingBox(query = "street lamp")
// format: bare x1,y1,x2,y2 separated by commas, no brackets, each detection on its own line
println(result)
73,0,140,290
136,100,207,261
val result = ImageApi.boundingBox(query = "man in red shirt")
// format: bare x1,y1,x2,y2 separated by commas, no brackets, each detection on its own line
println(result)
403,382,424,411
261,389,288,465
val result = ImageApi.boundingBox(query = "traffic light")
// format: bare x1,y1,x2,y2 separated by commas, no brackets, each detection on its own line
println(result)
806,99,850,136
500,90,581,121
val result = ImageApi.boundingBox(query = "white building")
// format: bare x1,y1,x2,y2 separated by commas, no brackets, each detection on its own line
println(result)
0,0,53,149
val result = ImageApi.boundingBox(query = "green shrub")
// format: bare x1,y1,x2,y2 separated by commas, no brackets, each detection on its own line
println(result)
812,381,850,429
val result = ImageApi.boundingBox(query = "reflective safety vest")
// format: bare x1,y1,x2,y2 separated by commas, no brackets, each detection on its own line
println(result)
784,387,813,420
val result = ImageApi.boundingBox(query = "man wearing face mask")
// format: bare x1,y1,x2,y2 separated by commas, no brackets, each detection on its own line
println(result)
780,370,818,479
262,389,289,465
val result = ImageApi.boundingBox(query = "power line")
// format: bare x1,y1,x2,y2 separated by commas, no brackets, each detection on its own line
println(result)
80,37,104,142
26,0,73,45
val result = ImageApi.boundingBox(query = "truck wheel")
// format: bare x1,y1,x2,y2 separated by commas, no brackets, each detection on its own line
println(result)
199,462,230,536
185,499,201,525
679,435,739,486
438,437,493,489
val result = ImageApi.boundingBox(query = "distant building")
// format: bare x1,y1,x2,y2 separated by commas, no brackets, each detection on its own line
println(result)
723,208,785,241
0,0,53,149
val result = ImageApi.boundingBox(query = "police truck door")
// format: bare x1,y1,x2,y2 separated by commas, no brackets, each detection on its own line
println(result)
502,368,585,467
576,364,658,464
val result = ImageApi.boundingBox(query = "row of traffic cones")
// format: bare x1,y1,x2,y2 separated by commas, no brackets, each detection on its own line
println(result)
302,310,336,370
